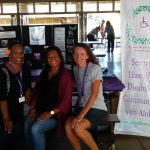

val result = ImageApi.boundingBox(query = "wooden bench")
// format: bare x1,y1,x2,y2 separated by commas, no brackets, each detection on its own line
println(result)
92,113,120,150
104,113,120,123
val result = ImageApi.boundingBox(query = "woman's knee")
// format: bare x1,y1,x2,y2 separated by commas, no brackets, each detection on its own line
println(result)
65,117,74,133
31,122,41,135
73,121,90,136
73,124,83,136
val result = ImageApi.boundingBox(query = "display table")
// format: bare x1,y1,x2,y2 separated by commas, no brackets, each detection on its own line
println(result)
93,49,106,58
82,41,104,45
103,72,125,91
102,72,125,113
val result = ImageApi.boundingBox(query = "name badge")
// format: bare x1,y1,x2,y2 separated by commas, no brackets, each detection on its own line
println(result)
19,96,25,103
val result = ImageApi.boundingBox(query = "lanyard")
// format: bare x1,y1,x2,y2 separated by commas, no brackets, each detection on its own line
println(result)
16,69,23,96
77,63,88,96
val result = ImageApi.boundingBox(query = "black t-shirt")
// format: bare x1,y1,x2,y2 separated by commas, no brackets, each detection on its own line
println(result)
35,70,60,114
0,63,31,122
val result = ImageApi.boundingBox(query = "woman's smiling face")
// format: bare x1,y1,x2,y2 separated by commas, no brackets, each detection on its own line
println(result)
9,44,24,65
73,46,89,67
47,50,61,69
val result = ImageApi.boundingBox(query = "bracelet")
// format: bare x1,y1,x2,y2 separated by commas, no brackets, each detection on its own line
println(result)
50,110,55,115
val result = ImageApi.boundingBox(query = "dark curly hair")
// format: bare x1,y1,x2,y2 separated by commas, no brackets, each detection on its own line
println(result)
8,40,23,51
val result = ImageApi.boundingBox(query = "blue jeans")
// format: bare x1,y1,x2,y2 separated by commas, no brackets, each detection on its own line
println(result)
25,114,57,150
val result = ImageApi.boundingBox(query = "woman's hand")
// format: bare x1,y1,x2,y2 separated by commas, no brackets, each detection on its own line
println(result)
3,119,13,133
0,101,13,133
72,114,84,128
38,111,52,121
25,89,31,105
72,79,101,129
28,108,36,119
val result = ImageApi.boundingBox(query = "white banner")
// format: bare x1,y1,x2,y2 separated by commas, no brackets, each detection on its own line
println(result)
115,0,150,137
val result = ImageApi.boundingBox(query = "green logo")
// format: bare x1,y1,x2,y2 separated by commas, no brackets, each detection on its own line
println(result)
133,6,150,16
126,24,150,45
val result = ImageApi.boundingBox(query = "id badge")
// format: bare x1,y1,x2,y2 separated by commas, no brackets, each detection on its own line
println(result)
19,95,25,103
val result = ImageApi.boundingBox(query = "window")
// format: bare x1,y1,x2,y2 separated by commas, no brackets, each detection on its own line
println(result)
19,2,33,13
51,2,65,12
3,3,17,13
24,14,77,25
87,13,120,37
66,2,81,12
99,1,112,11
0,15,12,26
115,1,120,11
35,2,49,13
83,1,97,12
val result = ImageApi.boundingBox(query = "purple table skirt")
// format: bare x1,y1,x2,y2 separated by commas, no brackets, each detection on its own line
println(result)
103,74,125,91
31,69,125,92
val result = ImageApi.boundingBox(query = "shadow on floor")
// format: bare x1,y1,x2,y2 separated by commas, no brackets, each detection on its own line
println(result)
46,131,87,150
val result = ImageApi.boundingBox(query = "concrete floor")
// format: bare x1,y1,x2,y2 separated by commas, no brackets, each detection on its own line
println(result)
115,134,150,150
45,134,150,150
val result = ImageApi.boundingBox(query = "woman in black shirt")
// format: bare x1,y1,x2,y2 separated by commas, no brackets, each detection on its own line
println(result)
0,41,31,150
25,46,73,150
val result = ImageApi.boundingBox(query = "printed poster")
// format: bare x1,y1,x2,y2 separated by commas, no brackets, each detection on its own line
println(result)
54,27,65,51
29,26,45,45
115,0,150,137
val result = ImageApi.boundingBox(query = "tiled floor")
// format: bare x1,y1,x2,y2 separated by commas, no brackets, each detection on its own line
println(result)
115,134,150,150
45,130,150,150
95,46,122,80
